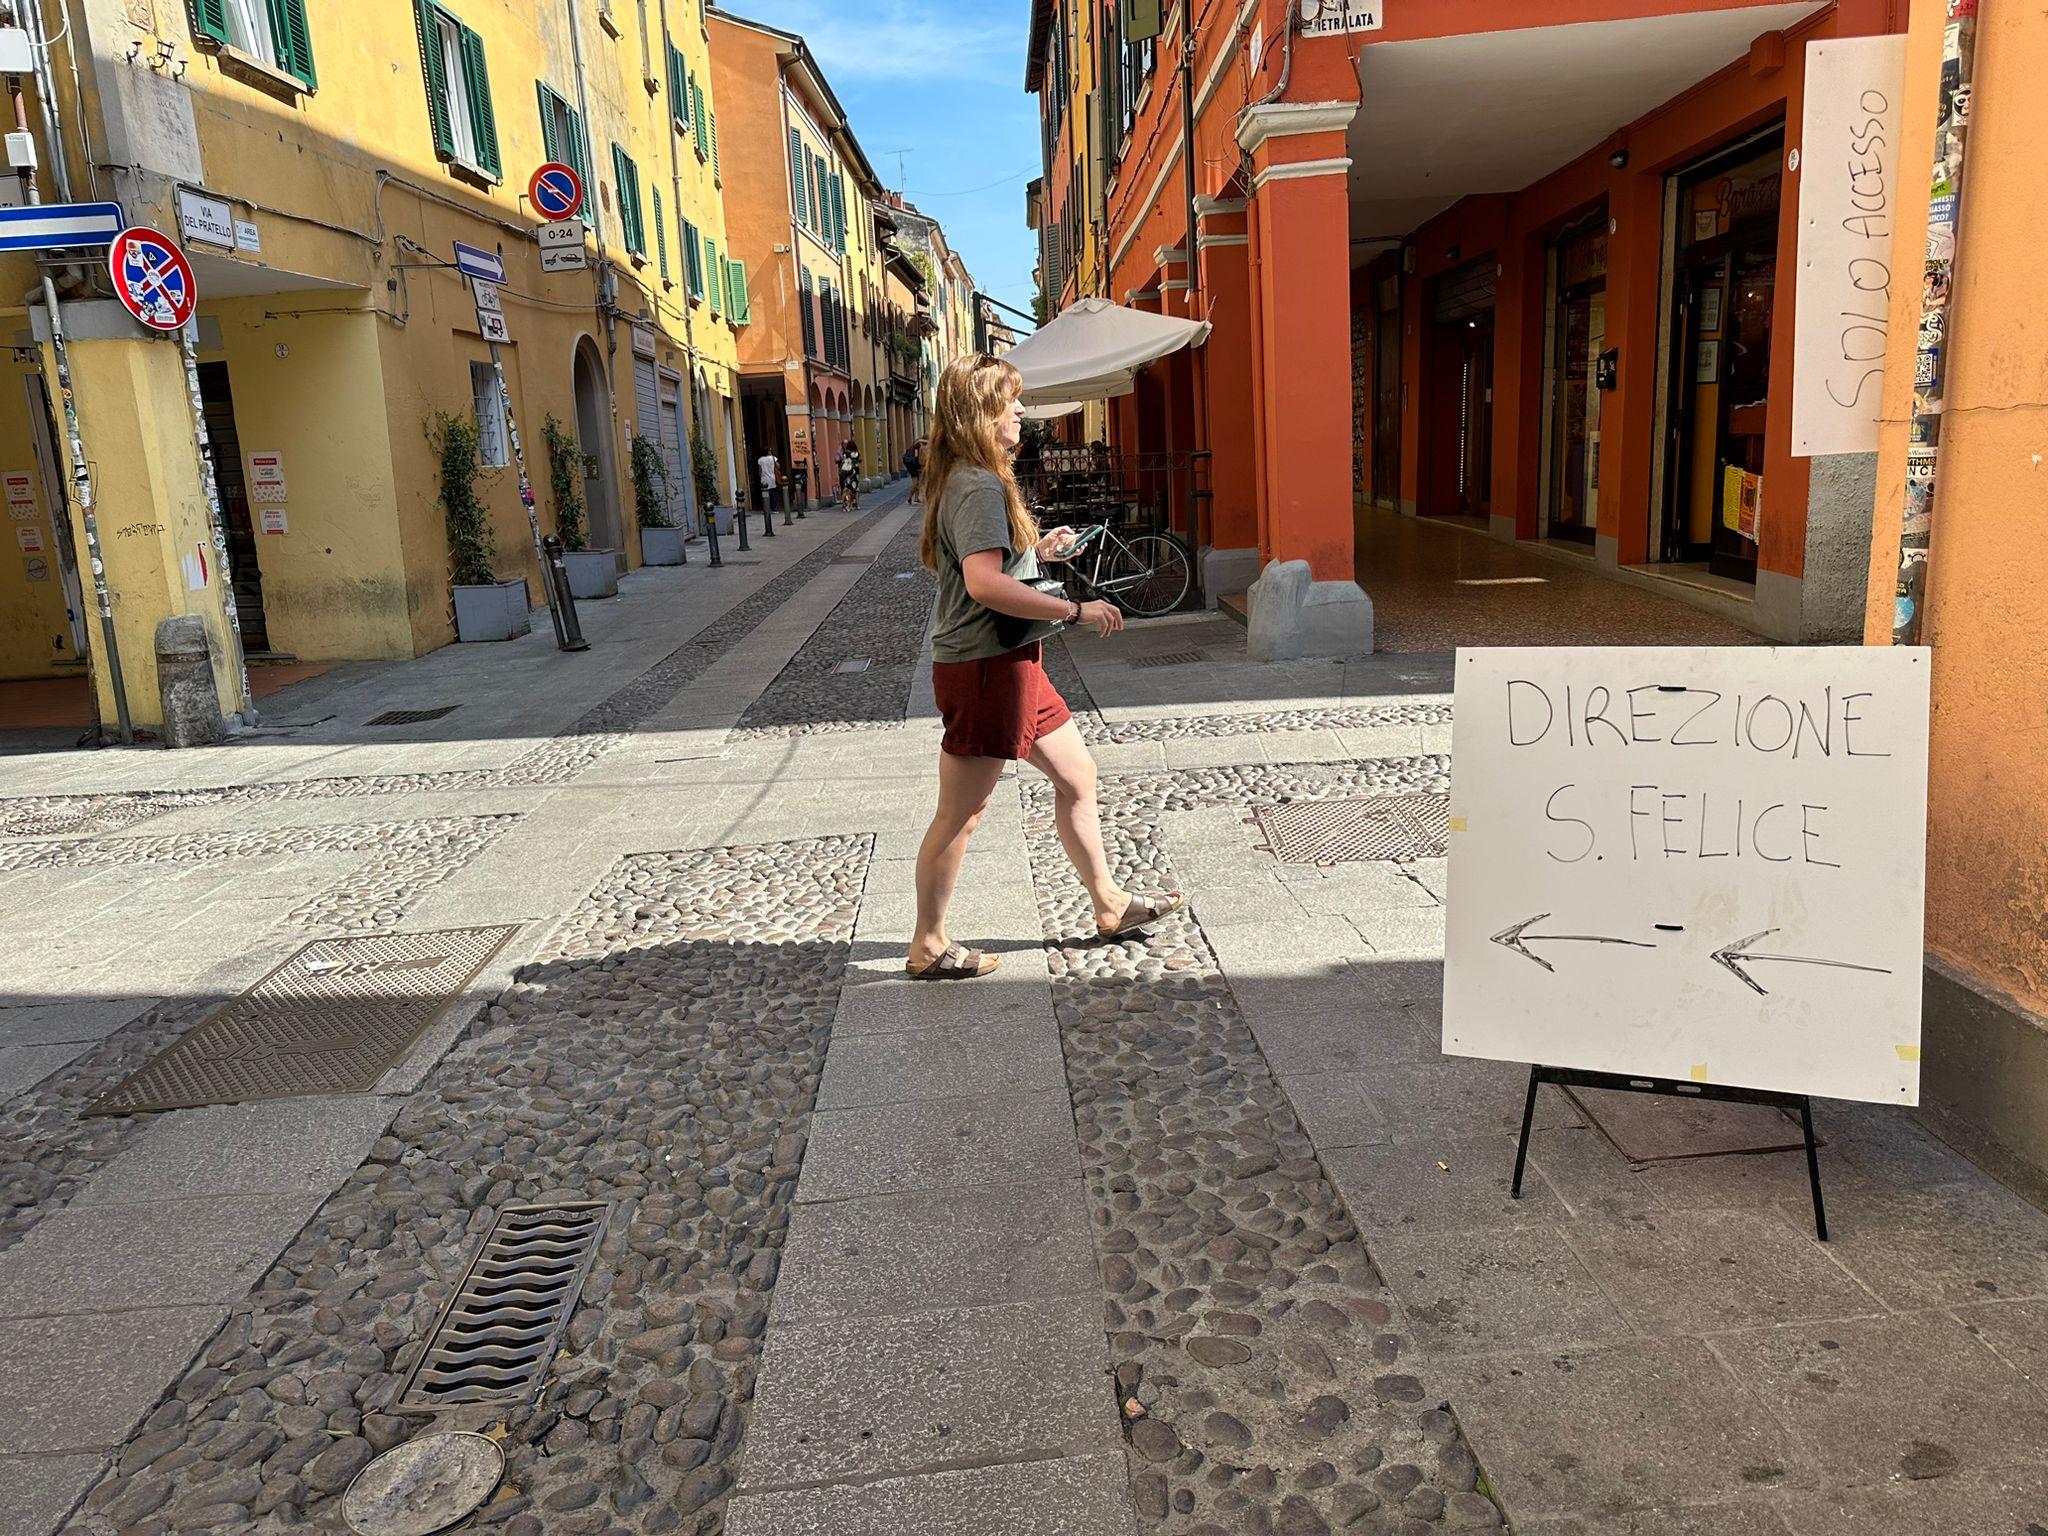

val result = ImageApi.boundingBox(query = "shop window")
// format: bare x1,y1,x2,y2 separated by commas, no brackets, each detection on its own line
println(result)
1547,215,1607,544
192,0,317,91
471,362,509,468
414,1,500,181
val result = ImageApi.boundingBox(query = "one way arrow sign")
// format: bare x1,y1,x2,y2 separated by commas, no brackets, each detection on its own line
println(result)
1489,913,1656,974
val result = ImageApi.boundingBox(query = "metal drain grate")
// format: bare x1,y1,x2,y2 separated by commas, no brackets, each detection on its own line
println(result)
833,658,872,674
89,926,519,1115
1129,649,1207,670
1255,795,1450,865
396,1201,611,1413
367,706,460,726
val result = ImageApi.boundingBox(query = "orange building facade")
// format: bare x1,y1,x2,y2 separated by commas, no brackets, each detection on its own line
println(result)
1029,0,1908,640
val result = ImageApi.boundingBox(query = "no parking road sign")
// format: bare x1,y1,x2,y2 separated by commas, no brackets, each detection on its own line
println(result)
528,162,583,221
109,226,197,331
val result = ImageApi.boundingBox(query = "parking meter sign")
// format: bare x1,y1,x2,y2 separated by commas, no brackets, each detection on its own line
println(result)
529,162,584,221
109,227,197,331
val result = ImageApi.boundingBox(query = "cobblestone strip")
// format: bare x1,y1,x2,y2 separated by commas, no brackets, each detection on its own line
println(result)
61,836,869,1536
1112,756,1451,816
1080,702,1452,745
1021,776,1501,1536
727,510,935,739
0,504,896,840
0,815,515,1255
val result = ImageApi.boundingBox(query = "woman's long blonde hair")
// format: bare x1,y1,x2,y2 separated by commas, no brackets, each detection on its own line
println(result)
918,353,1039,572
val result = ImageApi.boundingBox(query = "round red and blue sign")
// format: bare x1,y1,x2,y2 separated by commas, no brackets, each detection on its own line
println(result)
528,162,584,222
108,226,197,332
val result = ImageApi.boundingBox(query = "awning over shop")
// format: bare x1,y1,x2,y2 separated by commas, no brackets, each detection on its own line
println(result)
1006,297,1209,405
1023,398,1088,420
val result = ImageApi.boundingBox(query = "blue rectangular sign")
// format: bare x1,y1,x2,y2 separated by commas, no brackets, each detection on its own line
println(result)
0,201,125,253
451,239,507,285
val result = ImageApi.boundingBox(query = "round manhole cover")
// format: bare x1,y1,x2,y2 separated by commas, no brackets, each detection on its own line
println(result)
343,1431,504,1536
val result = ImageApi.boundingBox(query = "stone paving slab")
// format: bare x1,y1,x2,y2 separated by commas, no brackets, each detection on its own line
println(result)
0,1452,105,1536
0,1044,91,1102
830,972,1061,1037
815,1019,1068,1109
0,1192,322,1314
1517,1499,1798,1535
1246,1001,1444,1073
1325,1136,1572,1234
725,1451,1136,1536
1772,1178,2048,1307
772,1178,1099,1323
801,1091,1080,1202
1370,1225,1636,1356
1773,1464,2048,1535
1430,1338,1798,1524
740,1298,1118,1490
69,1096,399,1206
1952,1296,2048,1385
0,998,155,1049
0,1306,226,1452
1570,1086,1809,1160
1708,1310,2048,1485
1313,1058,1585,1146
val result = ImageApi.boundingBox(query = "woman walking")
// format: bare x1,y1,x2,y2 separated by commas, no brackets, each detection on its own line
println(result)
907,354,1181,980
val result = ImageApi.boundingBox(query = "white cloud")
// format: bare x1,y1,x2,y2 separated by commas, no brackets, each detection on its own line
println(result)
758,0,1019,86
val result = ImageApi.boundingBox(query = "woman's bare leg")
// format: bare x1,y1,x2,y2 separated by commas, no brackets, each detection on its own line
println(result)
910,751,1009,967
1026,721,1130,929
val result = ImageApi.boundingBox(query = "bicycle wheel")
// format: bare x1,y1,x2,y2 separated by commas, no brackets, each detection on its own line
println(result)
1096,532,1194,618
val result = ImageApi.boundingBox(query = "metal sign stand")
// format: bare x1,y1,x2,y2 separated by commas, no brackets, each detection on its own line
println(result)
1508,1063,1828,1241
180,317,255,724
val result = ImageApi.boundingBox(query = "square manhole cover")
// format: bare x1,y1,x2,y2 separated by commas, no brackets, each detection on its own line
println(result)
89,926,519,1115
1129,649,1207,670
367,706,460,726
396,1201,610,1413
1255,795,1450,865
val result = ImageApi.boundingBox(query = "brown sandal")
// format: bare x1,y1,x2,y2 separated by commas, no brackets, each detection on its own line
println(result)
905,943,1001,980
1097,892,1185,940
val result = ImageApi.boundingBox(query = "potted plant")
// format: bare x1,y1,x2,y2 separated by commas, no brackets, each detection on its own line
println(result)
632,432,686,565
433,411,529,642
691,427,732,535
544,414,619,599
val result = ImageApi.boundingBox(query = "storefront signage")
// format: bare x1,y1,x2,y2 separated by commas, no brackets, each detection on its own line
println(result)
175,187,236,249
1443,646,1930,1105
1793,35,1908,457
1300,0,1381,34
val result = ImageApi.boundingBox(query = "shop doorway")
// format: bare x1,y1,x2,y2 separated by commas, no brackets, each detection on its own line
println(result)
1546,215,1608,545
572,339,619,550
1424,256,1495,519
196,362,270,653
1661,130,1782,584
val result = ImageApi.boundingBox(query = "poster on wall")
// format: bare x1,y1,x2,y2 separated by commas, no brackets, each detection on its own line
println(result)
260,507,288,535
15,523,43,553
1443,646,1931,1104
1792,35,1909,457
1697,286,1723,334
1695,339,1721,383
249,451,287,504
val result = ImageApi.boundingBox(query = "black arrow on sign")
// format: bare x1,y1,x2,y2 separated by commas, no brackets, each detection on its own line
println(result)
1490,913,1657,974
1711,928,1894,997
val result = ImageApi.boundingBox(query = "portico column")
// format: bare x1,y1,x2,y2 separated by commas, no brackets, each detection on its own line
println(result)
1239,100,1373,655
1195,196,1259,600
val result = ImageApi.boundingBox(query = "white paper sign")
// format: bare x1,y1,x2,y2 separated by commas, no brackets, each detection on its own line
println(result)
1443,647,1929,1104
1792,36,1908,458
15,522,42,552
260,506,288,534
249,451,285,497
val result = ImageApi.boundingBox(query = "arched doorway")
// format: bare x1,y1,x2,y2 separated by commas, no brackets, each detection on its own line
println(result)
572,339,620,549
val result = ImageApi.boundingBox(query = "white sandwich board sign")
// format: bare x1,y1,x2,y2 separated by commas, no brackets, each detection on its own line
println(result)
1443,646,1929,1105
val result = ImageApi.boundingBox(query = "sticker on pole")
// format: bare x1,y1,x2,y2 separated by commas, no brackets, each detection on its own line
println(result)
529,162,584,221
109,226,198,331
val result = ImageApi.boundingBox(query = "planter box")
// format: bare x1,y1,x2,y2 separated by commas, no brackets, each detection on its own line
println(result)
641,525,687,565
708,505,737,536
563,548,620,600
452,579,531,643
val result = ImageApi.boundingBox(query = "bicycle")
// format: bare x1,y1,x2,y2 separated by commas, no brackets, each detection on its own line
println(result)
1050,506,1194,619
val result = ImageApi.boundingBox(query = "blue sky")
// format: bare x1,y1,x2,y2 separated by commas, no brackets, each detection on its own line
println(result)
744,0,1042,325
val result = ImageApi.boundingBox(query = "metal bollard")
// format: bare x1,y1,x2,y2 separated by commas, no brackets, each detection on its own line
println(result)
761,486,777,538
541,535,590,652
791,466,809,519
781,483,794,527
704,495,722,567
736,490,751,551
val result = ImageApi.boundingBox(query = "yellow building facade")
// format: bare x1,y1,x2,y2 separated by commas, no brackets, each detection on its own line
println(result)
0,0,748,732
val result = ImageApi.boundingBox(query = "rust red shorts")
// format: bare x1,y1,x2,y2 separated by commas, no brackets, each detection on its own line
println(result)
932,642,1072,760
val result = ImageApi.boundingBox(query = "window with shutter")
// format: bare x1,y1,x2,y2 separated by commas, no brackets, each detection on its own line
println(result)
613,145,646,257
832,175,847,253
683,219,703,298
707,238,721,315
709,109,719,182
195,0,315,90
267,0,316,88
789,128,807,223
800,269,817,357
691,73,708,158
457,24,499,178
668,46,687,129
412,0,455,160
727,260,749,325
653,187,668,281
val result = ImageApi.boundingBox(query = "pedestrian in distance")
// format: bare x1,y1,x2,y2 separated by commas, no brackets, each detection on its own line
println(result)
756,449,782,516
903,438,924,503
906,352,1182,980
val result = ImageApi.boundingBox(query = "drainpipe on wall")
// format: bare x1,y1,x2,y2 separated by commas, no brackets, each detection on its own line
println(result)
1892,0,1977,646
1180,16,1212,558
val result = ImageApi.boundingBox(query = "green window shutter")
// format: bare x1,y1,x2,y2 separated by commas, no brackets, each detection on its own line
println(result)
831,175,846,253
692,74,708,158
460,25,500,178
265,0,316,88
566,104,591,222
413,0,455,161
192,0,231,45
653,186,668,279
707,238,721,315
668,46,686,125
815,154,830,237
729,260,749,324
536,83,559,163
683,218,702,297
709,109,719,181
799,268,815,356
630,161,645,253
789,128,806,223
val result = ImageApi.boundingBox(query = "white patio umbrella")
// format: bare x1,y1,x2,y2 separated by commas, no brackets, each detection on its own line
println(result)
1005,297,1210,406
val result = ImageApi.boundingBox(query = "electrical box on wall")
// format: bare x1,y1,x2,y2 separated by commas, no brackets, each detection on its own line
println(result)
4,130,35,170
0,28,33,75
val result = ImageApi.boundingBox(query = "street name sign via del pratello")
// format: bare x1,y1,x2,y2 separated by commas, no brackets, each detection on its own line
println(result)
1443,646,1930,1106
